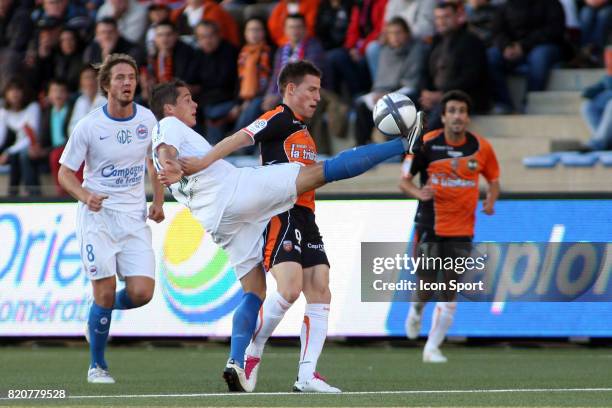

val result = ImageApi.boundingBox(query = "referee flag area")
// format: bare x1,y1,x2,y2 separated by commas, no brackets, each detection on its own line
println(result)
1,345,612,407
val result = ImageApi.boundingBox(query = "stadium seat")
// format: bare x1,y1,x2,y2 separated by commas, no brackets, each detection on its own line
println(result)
522,154,559,168
558,152,599,167
593,151,612,167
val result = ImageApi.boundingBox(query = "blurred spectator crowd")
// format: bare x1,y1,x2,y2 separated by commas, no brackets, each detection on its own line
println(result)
0,0,610,196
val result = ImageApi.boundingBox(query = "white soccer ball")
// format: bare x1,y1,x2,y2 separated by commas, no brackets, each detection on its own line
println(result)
373,93,417,136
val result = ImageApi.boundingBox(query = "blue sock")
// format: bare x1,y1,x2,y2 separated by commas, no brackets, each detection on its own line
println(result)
88,302,112,369
229,292,263,368
113,289,136,310
323,138,406,183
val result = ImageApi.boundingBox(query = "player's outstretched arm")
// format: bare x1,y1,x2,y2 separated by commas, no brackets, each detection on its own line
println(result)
156,143,184,186
58,165,108,212
179,130,253,175
146,157,165,223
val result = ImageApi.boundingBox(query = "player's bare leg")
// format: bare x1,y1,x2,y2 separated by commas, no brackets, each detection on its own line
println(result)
223,264,266,392
294,264,340,393
123,276,155,307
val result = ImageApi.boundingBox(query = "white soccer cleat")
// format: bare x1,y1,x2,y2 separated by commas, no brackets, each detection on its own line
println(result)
223,359,254,392
293,372,341,393
405,309,422,340
87,366,115,384
244,355,261,391
423,348,448,363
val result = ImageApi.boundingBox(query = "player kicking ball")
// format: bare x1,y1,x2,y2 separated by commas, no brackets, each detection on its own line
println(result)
150,64,422,392
58,54,165,383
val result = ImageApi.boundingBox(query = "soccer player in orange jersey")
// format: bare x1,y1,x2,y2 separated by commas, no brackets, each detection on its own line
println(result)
399,90,500,363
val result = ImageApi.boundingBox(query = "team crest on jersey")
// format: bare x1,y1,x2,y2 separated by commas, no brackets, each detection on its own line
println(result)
89,265,97,275
468,159,478,171
283,240,293,252
246,119,267,135
136,124,148,140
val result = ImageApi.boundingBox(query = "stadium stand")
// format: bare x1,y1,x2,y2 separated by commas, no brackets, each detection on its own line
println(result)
0,0,609,196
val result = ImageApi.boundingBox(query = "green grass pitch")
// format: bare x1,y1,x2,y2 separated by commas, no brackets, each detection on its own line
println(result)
1,344,612,407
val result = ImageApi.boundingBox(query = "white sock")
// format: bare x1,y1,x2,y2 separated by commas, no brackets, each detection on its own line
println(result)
248,291,292,358
425,302,456,351
298,303,329,382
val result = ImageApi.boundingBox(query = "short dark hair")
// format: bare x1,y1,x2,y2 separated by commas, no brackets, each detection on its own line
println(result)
285,13,306,25
436,1,459,12
441,90,473,115
387,16,410,34
196,20,219,34
47,77,69,92
155,19,176,32
278,60,321,95
97,17,118,28
150,78,188,121
79,64,96,77
96,53,138,97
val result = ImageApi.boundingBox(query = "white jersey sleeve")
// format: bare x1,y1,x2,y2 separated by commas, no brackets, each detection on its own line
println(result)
59,117,89,171
152,116,184,154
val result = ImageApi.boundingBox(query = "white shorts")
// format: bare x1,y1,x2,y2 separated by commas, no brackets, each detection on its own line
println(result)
194,163,300,279
76,203,155,281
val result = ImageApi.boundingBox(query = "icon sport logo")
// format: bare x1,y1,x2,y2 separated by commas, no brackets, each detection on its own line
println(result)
160,209,243,323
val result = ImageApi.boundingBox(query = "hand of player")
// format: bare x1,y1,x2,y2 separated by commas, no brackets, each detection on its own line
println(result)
148,202,165,223
86,192,108,212
179,156,206,175
482,198,495,215
158,159,183,186
419,184,434,201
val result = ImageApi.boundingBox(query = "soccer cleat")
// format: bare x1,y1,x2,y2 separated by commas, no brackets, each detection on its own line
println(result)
293,372,341,393
405,308,422,340
403,111,424,154
87,366,115,384
423,347,448,363
223,359,254,392
244,355,261,390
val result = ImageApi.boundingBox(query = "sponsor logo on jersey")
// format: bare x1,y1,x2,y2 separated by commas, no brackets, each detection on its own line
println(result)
116,129,133,144
99,134,111,140
246,119,267,135
430,174,476,188
307,243,325,252
136,124,148,140
289,143,317,162
448,151,463,158
432,145,452,151
468,159,478,171
101,164,145,186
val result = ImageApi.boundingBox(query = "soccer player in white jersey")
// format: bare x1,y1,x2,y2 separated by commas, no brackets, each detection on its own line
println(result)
149,68,423,392
58,54,166,384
